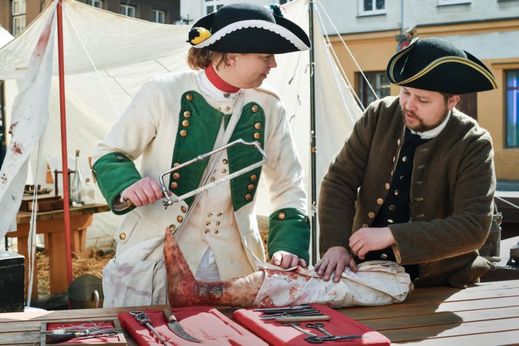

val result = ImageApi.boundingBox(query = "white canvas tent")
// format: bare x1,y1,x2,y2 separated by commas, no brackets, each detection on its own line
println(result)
0,0,362,255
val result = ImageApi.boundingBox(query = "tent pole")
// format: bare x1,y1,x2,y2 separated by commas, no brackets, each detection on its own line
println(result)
309,0,317,264
57,0,73,287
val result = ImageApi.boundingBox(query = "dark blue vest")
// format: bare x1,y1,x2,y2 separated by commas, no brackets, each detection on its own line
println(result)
360,128,430,280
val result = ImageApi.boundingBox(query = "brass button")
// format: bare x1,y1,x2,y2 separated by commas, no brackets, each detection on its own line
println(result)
253,132,261,140
278,212,286,220
368,212,375,219
384,183,390,190
177,215,184,223
170,182,178,189
172,172,180,180
168,224,176,232
362,223,368,228
181,205,187,213
223,158,228,164
387,218,394,224
376,198,384,205
119,232,127,240
251,104,259,113
180,129,188,137
402,156,408,162
182,119,190,127
247,184,255,191
254,122,262,130
250,174,257,182
183,110,191,118
388,205,397,211
245,193,253,201
380,253,388,260
186,93,193,101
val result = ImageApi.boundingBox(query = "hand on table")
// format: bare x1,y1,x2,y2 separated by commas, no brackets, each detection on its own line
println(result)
314,246,357,282
270,250,308,268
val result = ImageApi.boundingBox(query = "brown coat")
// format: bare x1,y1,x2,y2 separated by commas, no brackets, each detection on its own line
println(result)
319,96,496,287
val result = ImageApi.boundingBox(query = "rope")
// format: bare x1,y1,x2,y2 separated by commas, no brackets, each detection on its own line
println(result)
314,2,364,121
495,195,519,210
62,4,122,116
315,0,379,103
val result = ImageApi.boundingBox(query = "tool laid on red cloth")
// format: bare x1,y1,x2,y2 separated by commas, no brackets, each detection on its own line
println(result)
118,306,267,345
233,304,391,345
130,311,168,345
163,307,201,343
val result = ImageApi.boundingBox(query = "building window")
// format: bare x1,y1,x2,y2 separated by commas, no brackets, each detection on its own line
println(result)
205,3,223,15
11,0,26,36
120,4,136,17
152,9,166,23
356,71,390,108
438,0,471,5
86,0,103,8
358,0,386,16
506,70,519,148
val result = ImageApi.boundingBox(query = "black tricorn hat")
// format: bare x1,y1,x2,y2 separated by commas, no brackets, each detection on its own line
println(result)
386,37,497,94
188,3,311,54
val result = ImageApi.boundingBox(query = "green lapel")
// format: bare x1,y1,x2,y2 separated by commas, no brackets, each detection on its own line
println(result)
170,92,266,210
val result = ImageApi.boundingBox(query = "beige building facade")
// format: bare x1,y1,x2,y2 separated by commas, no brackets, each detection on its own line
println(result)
323,0,519,181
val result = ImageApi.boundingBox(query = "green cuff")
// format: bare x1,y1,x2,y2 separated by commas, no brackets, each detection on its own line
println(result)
268,208,310,263
92,152,141,215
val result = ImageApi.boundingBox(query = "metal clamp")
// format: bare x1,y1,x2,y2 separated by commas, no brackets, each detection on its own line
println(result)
159,139,267,209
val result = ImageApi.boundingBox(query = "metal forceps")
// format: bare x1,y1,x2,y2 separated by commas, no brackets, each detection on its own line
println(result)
130,311,167,345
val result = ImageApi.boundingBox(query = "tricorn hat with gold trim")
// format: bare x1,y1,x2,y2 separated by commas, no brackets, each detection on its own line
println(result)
386,37,497,94
188,3,310,54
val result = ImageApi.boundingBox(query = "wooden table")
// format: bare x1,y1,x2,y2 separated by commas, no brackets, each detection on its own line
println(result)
0,279,518,345
6,203,110,298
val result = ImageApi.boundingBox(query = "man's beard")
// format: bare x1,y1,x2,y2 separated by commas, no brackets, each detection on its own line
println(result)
402,107,450,132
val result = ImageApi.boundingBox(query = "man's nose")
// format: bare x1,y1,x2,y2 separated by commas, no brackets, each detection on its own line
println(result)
405,97,416,111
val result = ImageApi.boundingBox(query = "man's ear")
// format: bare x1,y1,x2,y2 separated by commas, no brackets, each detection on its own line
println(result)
448,95,461,111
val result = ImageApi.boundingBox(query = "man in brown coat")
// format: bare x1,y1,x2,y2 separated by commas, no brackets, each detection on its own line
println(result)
316,37,498,288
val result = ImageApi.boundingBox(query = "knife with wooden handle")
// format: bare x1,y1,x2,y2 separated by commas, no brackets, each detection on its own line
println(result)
275,315,330,323
163,308,201,343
